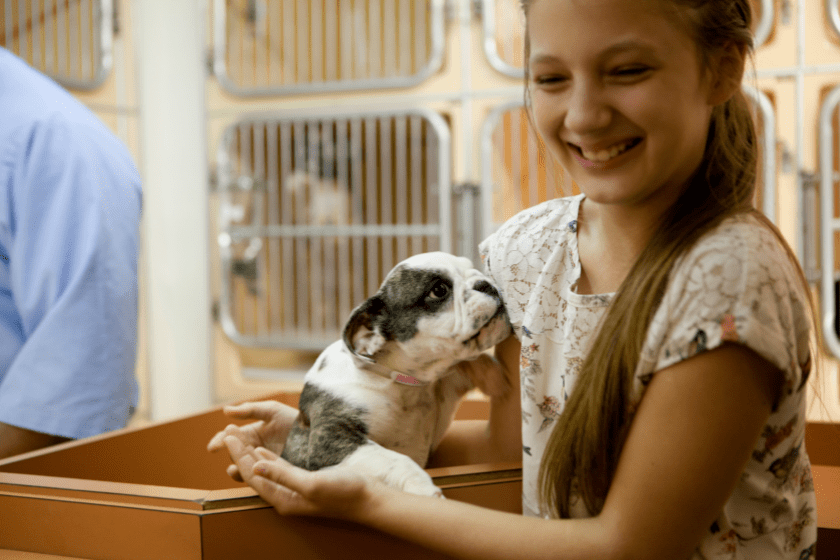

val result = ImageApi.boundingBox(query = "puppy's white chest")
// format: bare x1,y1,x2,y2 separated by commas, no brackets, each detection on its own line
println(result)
365,385,439,465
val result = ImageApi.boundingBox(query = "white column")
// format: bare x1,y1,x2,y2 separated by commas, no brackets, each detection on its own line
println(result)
133,0,212,421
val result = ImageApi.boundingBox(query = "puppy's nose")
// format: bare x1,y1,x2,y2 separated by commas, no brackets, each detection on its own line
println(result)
472,280,498,298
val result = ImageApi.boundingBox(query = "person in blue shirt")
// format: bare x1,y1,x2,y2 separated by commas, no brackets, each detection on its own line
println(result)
0,47,142,459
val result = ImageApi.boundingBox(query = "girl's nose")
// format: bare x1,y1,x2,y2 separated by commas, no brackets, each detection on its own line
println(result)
563,82,611,134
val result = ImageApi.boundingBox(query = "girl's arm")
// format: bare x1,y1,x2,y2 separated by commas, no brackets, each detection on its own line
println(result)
426,334,523,466
225,342,780,560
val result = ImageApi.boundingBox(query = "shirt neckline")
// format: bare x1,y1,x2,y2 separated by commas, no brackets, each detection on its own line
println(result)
565,195,614,307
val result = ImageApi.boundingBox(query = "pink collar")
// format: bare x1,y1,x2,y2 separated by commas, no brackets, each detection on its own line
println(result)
393,373,426,386
355,354,430,386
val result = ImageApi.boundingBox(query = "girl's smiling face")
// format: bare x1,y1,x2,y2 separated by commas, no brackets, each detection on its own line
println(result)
527,0,719,213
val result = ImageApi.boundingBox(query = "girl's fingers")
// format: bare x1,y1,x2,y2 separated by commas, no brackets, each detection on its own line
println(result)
249,470,316,516
255,446,281,461
226,463,243,482
253,458,301,486
207,424,240,451
207,422,263,452
207,432,225,452
223,401,285,422
224,435,262,480
251,457,326,504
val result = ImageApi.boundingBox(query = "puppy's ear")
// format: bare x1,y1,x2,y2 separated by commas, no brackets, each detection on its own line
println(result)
343,296,388,359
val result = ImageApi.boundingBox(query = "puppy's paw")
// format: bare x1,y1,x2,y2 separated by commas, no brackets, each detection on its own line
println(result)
401,475,445,499
457,353,510,398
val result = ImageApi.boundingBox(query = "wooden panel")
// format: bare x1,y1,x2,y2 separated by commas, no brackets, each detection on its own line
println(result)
813,465,840,530
200,507,457,560
0,495,202,560
806,421,840,467
441,480,522,514
0,552,87,560
0,400,834,559
805,423,840,559
0,408,252,490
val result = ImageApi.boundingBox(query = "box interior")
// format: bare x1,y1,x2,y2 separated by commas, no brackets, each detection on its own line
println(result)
0,393,496,492
0,397,836,507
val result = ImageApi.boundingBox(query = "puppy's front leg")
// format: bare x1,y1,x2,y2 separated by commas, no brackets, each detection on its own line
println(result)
455,353,510,398
337,440,444,498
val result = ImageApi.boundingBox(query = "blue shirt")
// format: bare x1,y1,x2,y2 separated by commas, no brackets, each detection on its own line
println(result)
0,48,141,439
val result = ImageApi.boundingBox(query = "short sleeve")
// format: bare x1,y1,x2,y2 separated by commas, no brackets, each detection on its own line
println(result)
637,216,812,404
0,114,141,438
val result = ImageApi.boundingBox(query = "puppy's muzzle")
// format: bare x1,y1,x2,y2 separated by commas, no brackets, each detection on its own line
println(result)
471,280,500,299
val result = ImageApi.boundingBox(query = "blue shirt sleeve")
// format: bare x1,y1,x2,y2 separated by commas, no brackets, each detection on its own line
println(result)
0,112,141,439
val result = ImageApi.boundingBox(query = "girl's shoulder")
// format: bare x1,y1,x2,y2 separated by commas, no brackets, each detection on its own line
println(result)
483,195,582,246
645,210,811,382
677,212,801,286
479,195,582,276
478,195,585,334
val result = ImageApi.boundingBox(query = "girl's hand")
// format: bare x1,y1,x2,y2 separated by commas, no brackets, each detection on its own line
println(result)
454,353,510,398
207,400,299,481
223,435,378,521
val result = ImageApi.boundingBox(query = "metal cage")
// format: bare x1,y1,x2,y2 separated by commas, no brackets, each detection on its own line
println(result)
745,85,777,224
212,0,446,96
819,83,840,359
479,100,571,239
480,0,775,79
829,0,840,40
216,106,452,349
0,0,112,89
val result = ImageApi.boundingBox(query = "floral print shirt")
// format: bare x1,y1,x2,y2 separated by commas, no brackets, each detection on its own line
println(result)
479,195,816,559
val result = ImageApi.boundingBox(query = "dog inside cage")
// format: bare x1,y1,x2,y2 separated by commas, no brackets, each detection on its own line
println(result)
220,114,446,349
282,132,351,227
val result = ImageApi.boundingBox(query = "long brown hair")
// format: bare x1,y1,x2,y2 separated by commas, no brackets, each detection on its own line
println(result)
520,0,808,518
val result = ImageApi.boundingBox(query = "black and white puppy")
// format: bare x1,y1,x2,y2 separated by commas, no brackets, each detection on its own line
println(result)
280,252,510,497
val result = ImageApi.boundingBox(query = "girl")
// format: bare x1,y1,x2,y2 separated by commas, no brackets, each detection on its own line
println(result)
212,0,817,557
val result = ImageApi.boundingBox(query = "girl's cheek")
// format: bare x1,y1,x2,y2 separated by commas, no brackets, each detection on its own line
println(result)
531,95,566,132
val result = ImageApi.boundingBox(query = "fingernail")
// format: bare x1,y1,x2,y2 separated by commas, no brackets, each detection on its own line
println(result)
254,465,267,475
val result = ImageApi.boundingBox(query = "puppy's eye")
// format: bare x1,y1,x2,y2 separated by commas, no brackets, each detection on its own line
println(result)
427,281,450,301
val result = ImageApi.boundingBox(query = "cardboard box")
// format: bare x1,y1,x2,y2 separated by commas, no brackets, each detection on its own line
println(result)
0,394,519,560
0,395,837,559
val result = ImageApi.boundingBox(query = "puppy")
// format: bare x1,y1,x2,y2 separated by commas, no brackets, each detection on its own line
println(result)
280,252,511,497
284,169,349,226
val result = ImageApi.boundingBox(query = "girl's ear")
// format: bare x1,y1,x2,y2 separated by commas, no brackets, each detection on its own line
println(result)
707,42,747,106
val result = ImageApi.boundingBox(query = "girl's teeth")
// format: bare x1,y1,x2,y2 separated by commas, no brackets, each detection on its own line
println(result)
580,140,636,162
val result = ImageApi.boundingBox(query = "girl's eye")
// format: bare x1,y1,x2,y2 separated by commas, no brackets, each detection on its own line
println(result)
612,66,650,79
427,282,450,300
533,75,566,86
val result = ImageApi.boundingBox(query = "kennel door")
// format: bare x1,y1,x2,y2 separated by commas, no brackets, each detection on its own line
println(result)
212,0,445,96
479,0,773,79
820,83,840,359
0,0,113,89
216,107,452,350
479,100,574,240
744,86,777,224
